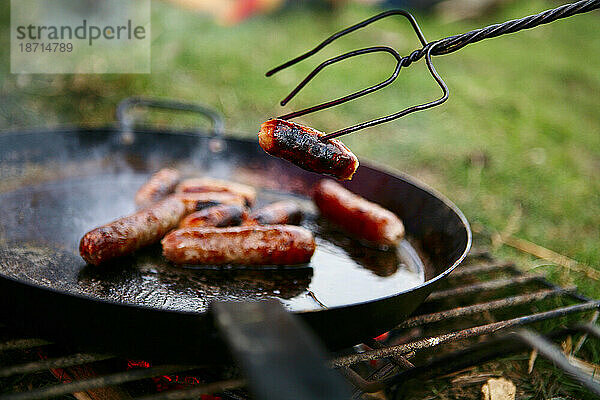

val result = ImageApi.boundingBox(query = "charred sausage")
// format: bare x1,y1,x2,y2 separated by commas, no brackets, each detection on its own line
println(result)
246,200,303,225
174,192,246,214
134,168,181,208
161,225,316,265
258,119,359,180
313,180,404,247
176,177,256,206
80,196,186,266
179,204,248,228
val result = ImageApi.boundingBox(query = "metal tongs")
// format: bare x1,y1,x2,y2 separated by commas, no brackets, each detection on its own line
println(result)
266,0,599,141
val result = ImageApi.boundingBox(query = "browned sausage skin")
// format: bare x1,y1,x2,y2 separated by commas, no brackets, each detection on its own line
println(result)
79,196,186,266
258,119,359,181
162,225,316,265
134,168,181,208
176,177,256,206
246,200,303,225
174,192,246,214
179,204,248,228
313,180,404,247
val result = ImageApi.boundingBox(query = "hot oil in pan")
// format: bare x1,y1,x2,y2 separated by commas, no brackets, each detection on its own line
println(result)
0,174,425,312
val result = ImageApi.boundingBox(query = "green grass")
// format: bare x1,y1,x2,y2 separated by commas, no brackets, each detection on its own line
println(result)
0,1,598,298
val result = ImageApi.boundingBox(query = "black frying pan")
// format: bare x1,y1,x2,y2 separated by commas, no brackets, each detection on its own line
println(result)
0,99,471,363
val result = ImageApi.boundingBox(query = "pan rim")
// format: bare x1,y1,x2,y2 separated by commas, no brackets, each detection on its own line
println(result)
0,126,471,316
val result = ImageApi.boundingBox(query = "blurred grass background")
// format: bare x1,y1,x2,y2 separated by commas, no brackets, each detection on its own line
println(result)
0,0,598,297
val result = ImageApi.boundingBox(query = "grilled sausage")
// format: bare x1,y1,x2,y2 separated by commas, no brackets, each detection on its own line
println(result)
80,196,186,266
174,192,246,214
245,200,302,225
258,119,359,180
161,225,316,265
313,180,404,247
134,168,181,208
179,204,248,228
176,177,256,206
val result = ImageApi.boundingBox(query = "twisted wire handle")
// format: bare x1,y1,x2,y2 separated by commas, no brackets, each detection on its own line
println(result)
402,0,600,68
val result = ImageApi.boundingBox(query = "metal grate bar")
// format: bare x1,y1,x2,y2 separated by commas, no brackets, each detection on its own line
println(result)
133,379,246,400
370,324,599,388
427,275,543,301
448,262,515,278
399,287,575,329
330,300,600,368
0,353,114,378
343,319,600,395
346,341,416,396
364,339,415,369
0,339,51,352
0,365,198,400
535,276,594,303
514,329,600,396
339,367,385,394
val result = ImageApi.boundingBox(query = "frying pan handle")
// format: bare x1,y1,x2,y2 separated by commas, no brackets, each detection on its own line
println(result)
211,299,351,399
116,97,225,137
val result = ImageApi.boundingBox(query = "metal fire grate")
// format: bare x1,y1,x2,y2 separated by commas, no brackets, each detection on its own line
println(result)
1,239,599,400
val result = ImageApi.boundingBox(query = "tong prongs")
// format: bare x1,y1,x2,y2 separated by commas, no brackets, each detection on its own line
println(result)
266,9,449,141
266,10,427,77
325,42,448,140
277,46,403,120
